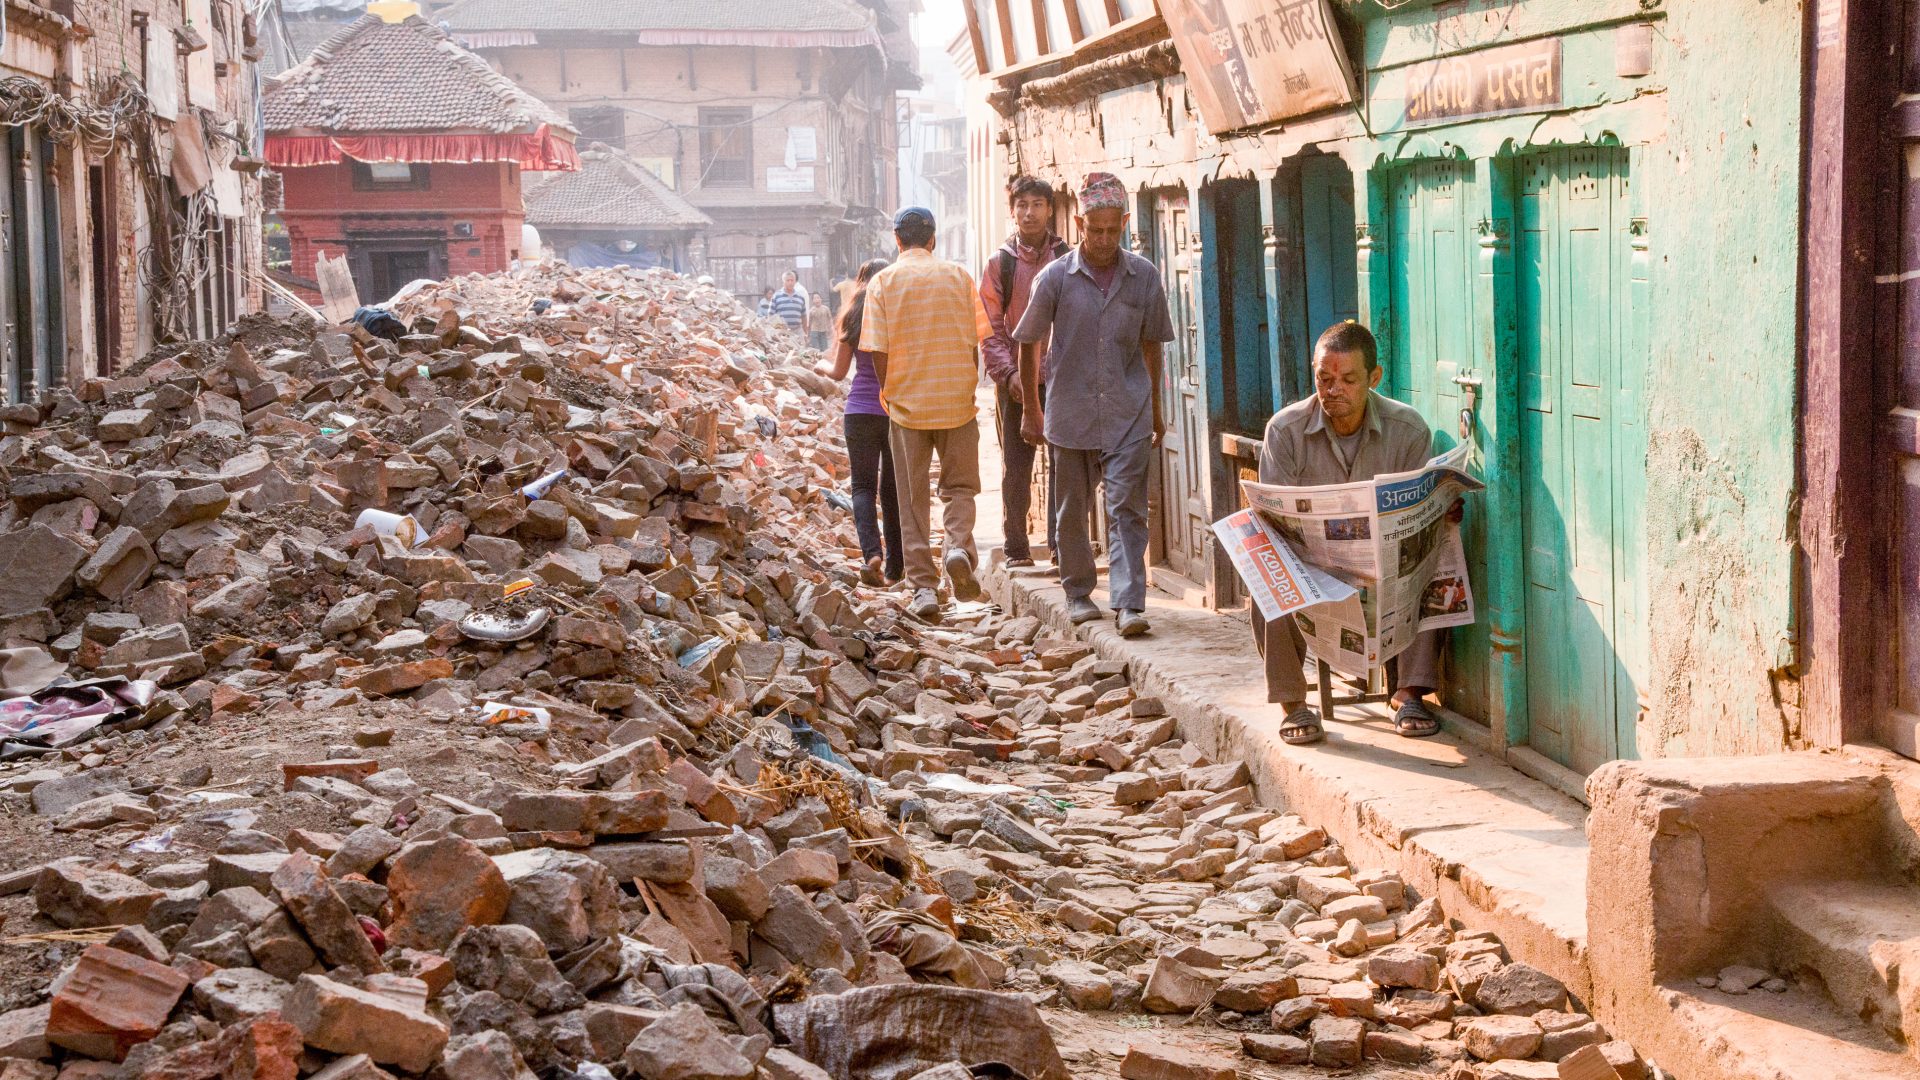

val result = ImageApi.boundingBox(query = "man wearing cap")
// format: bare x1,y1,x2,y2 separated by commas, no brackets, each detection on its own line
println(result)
859,206,991,622
1012,173,1174,637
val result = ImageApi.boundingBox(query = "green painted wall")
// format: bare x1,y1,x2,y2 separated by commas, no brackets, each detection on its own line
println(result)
1635,2,1804,756
996,0,1810,762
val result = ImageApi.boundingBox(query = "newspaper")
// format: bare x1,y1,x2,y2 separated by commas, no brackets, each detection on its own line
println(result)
1213,443,1484,678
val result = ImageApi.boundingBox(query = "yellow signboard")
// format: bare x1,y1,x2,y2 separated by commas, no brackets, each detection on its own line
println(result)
1159,0,1359,135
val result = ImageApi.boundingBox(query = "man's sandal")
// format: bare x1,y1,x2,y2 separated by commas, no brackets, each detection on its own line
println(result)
1281,706,1325,745
1394,699,1442,738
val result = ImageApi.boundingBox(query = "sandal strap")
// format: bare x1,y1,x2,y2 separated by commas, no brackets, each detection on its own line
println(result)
1282,707,1321,731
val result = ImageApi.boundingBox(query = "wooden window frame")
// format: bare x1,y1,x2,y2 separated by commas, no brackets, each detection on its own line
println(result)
699,106,754,189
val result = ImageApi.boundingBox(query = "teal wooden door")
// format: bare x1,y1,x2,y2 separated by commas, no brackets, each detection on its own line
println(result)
1386,159,1487,717
1152,192,1207,580
1516,146,1639,774
1300,157,1358,357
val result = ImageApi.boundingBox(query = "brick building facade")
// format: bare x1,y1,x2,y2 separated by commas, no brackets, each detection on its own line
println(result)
0,0,266,402
438,0,916,303
264,14,577,307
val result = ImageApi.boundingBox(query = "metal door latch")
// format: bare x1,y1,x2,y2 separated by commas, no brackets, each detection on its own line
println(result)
1453,370,1483,440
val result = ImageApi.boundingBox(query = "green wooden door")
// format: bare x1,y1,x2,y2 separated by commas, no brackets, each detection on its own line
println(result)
1152,191,1207,580
1516,146,1639,773
1386,159,1487,716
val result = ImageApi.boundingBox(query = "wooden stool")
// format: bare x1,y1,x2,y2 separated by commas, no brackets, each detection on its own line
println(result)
1314,658,1392,722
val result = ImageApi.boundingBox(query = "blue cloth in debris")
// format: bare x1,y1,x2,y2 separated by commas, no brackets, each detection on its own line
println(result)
351,306,406,341
564,240,667,270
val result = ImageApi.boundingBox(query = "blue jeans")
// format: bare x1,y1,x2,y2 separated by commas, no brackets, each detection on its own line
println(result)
1052,438,1152,611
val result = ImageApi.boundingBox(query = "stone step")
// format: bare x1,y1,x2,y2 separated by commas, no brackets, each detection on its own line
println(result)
1657,983,1915,1080
1769,877,1920,1054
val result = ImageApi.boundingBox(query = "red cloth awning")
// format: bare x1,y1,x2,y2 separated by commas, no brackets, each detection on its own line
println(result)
265,125,579,171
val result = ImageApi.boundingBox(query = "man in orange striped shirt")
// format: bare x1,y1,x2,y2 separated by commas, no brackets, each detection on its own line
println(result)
860,206,988,621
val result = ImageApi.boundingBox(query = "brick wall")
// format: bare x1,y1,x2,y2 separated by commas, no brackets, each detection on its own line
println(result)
480,40,899,285
279,160,525,299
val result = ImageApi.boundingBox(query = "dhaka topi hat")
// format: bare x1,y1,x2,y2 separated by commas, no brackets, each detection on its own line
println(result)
1079,172,1128,213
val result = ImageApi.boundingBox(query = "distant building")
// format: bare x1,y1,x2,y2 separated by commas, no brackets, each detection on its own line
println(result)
263,14,579,305
438,0,918,304
526,145,712,272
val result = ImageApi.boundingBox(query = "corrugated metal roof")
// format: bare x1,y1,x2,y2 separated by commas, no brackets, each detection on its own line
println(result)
264,15,572,135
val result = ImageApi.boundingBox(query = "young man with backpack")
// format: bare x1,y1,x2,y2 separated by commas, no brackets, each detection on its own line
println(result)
979,177,1069,568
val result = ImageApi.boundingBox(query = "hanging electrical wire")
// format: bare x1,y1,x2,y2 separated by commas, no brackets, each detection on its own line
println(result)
0,73,152,147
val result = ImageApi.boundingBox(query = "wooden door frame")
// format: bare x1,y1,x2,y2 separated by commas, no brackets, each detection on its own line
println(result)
1798,0,1905,753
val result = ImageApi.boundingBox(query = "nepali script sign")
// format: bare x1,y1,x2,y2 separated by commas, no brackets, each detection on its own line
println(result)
1160,0,1359,135
1213,443,1484,678
1397,37,1562,128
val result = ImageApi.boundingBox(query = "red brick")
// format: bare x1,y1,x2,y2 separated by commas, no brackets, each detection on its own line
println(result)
282,974,448,1074
270,852,385,975
47,945,191,1061
666,758,738,825
385,837,509,952
339,658,453,695
280,758,380,791
1118,1042,1238,1080
145,1015,302,1080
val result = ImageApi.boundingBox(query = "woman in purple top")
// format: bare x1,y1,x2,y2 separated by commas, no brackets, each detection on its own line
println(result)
813,258,902,586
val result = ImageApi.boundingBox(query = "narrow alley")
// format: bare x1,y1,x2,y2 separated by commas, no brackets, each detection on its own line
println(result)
0,0,1912,1078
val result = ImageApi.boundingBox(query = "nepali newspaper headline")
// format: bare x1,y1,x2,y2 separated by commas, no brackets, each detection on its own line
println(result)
1213,443,1484,678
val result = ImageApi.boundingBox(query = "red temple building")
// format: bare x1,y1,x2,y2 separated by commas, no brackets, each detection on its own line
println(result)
263,13,578,305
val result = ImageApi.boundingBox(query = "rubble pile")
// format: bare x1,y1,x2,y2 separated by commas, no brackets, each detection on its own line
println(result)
0,263,1646,1080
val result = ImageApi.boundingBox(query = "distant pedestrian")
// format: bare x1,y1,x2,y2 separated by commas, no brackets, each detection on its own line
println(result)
860,206,989,622
807,293,833,352
1013,172,1174,638
757,287,775,319
770,271,807,333
980,176,1069,568
814,258,902,586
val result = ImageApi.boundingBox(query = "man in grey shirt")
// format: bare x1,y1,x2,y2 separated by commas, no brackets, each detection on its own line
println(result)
1256,321,1454,743
1012,172,1175,637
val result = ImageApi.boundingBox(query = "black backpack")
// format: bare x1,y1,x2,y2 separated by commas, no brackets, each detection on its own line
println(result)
995,239,1070,312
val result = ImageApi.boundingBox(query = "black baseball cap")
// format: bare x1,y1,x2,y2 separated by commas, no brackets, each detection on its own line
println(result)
893,206,935,229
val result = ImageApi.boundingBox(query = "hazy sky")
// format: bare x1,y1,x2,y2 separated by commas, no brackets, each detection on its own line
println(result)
915,1,969,100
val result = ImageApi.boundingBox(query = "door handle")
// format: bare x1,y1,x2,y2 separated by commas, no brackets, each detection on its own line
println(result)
1453,370,1483,440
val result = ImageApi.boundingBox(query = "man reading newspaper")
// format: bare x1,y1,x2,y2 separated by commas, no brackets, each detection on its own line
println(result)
1254,322,1461,745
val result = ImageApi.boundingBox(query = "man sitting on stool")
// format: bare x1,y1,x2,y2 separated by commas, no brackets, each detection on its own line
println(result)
1255,321,1456,744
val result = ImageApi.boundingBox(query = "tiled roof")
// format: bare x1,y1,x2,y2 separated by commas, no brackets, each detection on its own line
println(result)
262,18,359,78
263,15,572,134
438,0,874,35
525,145,712,230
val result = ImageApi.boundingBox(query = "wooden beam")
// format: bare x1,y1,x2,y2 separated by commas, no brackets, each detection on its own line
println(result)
1061,0,1086,45
1797,0,1891,749
993,0,1018,69
962,0,990,75
1027,0,1051,57
1101,0,1123,29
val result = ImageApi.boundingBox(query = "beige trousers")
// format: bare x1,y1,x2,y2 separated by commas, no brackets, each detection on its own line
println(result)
1252,605,1446,705
889,419,981,591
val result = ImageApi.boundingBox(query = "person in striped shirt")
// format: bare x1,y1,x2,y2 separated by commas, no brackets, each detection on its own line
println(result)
859,206,989,621
769,271,808,333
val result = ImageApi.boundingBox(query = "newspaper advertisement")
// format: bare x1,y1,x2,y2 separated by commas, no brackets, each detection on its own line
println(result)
1213,443,1484,678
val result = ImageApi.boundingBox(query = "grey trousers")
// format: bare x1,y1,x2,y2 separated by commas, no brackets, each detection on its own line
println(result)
889,420,981,592
1053,438,1152,612
1252,605,1447,705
